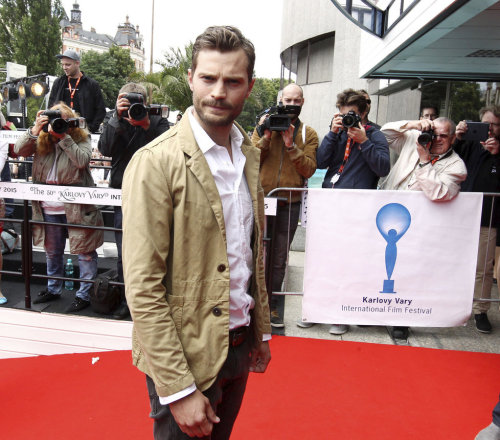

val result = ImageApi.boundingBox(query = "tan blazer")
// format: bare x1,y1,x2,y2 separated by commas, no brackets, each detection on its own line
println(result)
122,114,271,398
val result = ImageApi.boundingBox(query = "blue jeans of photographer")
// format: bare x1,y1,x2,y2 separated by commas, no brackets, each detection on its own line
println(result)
43,213,98,301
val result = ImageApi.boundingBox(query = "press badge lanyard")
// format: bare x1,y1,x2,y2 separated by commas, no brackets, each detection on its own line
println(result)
330,137,353,187
68,74,82,109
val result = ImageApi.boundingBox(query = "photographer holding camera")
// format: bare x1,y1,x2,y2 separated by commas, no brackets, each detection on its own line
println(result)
14,103,104,313
98,83,170,319
251,83,319,328
317,89,389,193
453,106,500,334
379,116,467,340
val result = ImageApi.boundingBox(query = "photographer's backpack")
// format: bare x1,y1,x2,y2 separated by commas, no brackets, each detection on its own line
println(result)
90,269,121,314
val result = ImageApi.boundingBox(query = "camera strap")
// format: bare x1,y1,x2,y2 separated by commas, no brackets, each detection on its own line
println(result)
67,74,82,109
430,149,453,165
331,137,352,187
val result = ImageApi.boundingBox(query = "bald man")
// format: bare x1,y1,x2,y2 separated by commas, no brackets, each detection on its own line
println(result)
252,83,319,328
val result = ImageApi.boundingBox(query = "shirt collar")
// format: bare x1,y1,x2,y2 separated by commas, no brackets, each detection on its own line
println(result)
188,106,243,154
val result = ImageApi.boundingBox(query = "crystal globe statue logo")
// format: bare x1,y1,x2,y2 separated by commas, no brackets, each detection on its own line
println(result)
376,203,411,294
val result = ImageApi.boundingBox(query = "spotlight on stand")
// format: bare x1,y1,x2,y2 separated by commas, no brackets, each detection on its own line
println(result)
29,78,48,98
2,84,18,102
16,81,28,99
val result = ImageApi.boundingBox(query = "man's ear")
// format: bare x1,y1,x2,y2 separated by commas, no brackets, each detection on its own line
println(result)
246,78,255,98
187,69,194,92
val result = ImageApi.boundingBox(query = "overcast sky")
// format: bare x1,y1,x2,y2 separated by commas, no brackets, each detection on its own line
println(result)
61,0,284,78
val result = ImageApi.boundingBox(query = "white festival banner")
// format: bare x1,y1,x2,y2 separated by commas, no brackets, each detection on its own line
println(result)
302,189,483,327
0,182,121,206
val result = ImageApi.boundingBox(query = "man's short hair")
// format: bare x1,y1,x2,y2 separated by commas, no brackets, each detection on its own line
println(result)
479,105,500,120
336,88,367,114
119,83,148,102
420,106,439,117
434,117,456,136
191,26,255,82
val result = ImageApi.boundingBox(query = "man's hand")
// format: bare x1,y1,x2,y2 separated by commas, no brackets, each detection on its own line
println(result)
416,141,432,163
405,119,433,132
281,123,295,148
330,113,343,134
481,136,500,155
258,114,272,140
249,341,271,373
169,389,220,438
116,92,151,130
347,123,368,144
456,120,467,140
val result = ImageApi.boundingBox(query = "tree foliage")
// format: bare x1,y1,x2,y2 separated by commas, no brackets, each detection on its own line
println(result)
421,81,484,123
81,46,135,109
0,0,64,75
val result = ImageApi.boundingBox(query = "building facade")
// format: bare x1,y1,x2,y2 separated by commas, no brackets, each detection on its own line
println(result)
61,3,145,72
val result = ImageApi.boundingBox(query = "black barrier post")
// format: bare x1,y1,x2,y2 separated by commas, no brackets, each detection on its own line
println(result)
22,199,32,309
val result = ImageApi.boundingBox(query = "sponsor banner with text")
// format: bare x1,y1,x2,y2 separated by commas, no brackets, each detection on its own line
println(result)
0,182,121,206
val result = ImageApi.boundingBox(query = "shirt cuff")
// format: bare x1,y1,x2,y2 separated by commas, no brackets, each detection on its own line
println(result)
158,383,197,405
262,333,272,342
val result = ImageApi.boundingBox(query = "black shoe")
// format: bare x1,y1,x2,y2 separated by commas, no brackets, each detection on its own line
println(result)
270,309,285,328
392,326,409,340
113,303,130,320
65,297,90,313
33,289,61,304
474,313,492,334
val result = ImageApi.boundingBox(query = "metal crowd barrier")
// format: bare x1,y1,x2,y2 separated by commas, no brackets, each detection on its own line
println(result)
264,186,500,305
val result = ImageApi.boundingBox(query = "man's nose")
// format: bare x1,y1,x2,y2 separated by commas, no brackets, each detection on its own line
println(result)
211,80,226,99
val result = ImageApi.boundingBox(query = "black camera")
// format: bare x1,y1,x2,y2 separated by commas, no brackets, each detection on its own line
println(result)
256,102,301,137
42,110,87,134
341,111,362,129
124,93,170,121
417,130,434,147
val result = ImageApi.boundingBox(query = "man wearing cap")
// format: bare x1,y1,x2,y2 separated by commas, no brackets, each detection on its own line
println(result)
49,49,106,133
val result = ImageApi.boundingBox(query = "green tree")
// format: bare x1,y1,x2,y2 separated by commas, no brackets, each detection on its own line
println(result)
421,81,484,123
238,78,282,132
0,0,64,75
130,44,193,111
81,46,135,109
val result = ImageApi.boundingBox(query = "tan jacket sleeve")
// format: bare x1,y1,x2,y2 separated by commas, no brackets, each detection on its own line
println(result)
122,148,196,398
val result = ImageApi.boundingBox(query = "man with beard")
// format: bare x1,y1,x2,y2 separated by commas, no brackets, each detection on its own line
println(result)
49,49,106,133
454,106,500,334
251,83,319,329
122,26,271,439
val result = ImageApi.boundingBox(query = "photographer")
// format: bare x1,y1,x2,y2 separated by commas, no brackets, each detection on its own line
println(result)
14,103,104,313
98,83,170,319
454,106,500,333
311,89,389,335
380,117,467,340
251,83,319,328
317,89,389,191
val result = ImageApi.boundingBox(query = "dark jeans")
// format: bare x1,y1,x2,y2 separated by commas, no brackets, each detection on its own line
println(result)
267,201,301,308
493,394,500,427
146,338,251,440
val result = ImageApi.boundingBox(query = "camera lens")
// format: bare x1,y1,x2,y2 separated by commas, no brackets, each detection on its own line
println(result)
417,131,433,146
129,103,147,120
51,118,69,134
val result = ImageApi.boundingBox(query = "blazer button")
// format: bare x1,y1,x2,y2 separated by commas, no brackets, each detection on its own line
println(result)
212,307,222,317
217,264,226,272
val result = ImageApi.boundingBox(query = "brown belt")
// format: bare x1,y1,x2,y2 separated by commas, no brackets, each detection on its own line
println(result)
229,326,249,347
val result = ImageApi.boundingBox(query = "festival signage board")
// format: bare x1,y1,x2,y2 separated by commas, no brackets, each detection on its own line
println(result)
302,189,482,327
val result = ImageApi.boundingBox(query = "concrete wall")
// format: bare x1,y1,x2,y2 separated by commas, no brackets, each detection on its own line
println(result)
281,0,421,138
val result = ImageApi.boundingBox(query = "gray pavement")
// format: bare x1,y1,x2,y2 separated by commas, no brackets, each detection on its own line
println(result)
277,227,500,354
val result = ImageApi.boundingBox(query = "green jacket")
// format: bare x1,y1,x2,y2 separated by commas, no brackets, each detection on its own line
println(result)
122,114,271,398
14,131,104,254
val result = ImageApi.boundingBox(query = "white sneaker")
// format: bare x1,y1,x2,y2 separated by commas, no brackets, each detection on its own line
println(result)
329,324,349,335
296,319,315,328
475,422,500,440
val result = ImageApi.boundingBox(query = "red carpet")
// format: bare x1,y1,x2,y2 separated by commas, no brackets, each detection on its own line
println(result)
3,336,500,439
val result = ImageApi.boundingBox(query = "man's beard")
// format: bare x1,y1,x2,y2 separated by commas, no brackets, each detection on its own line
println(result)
193,96,243,127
